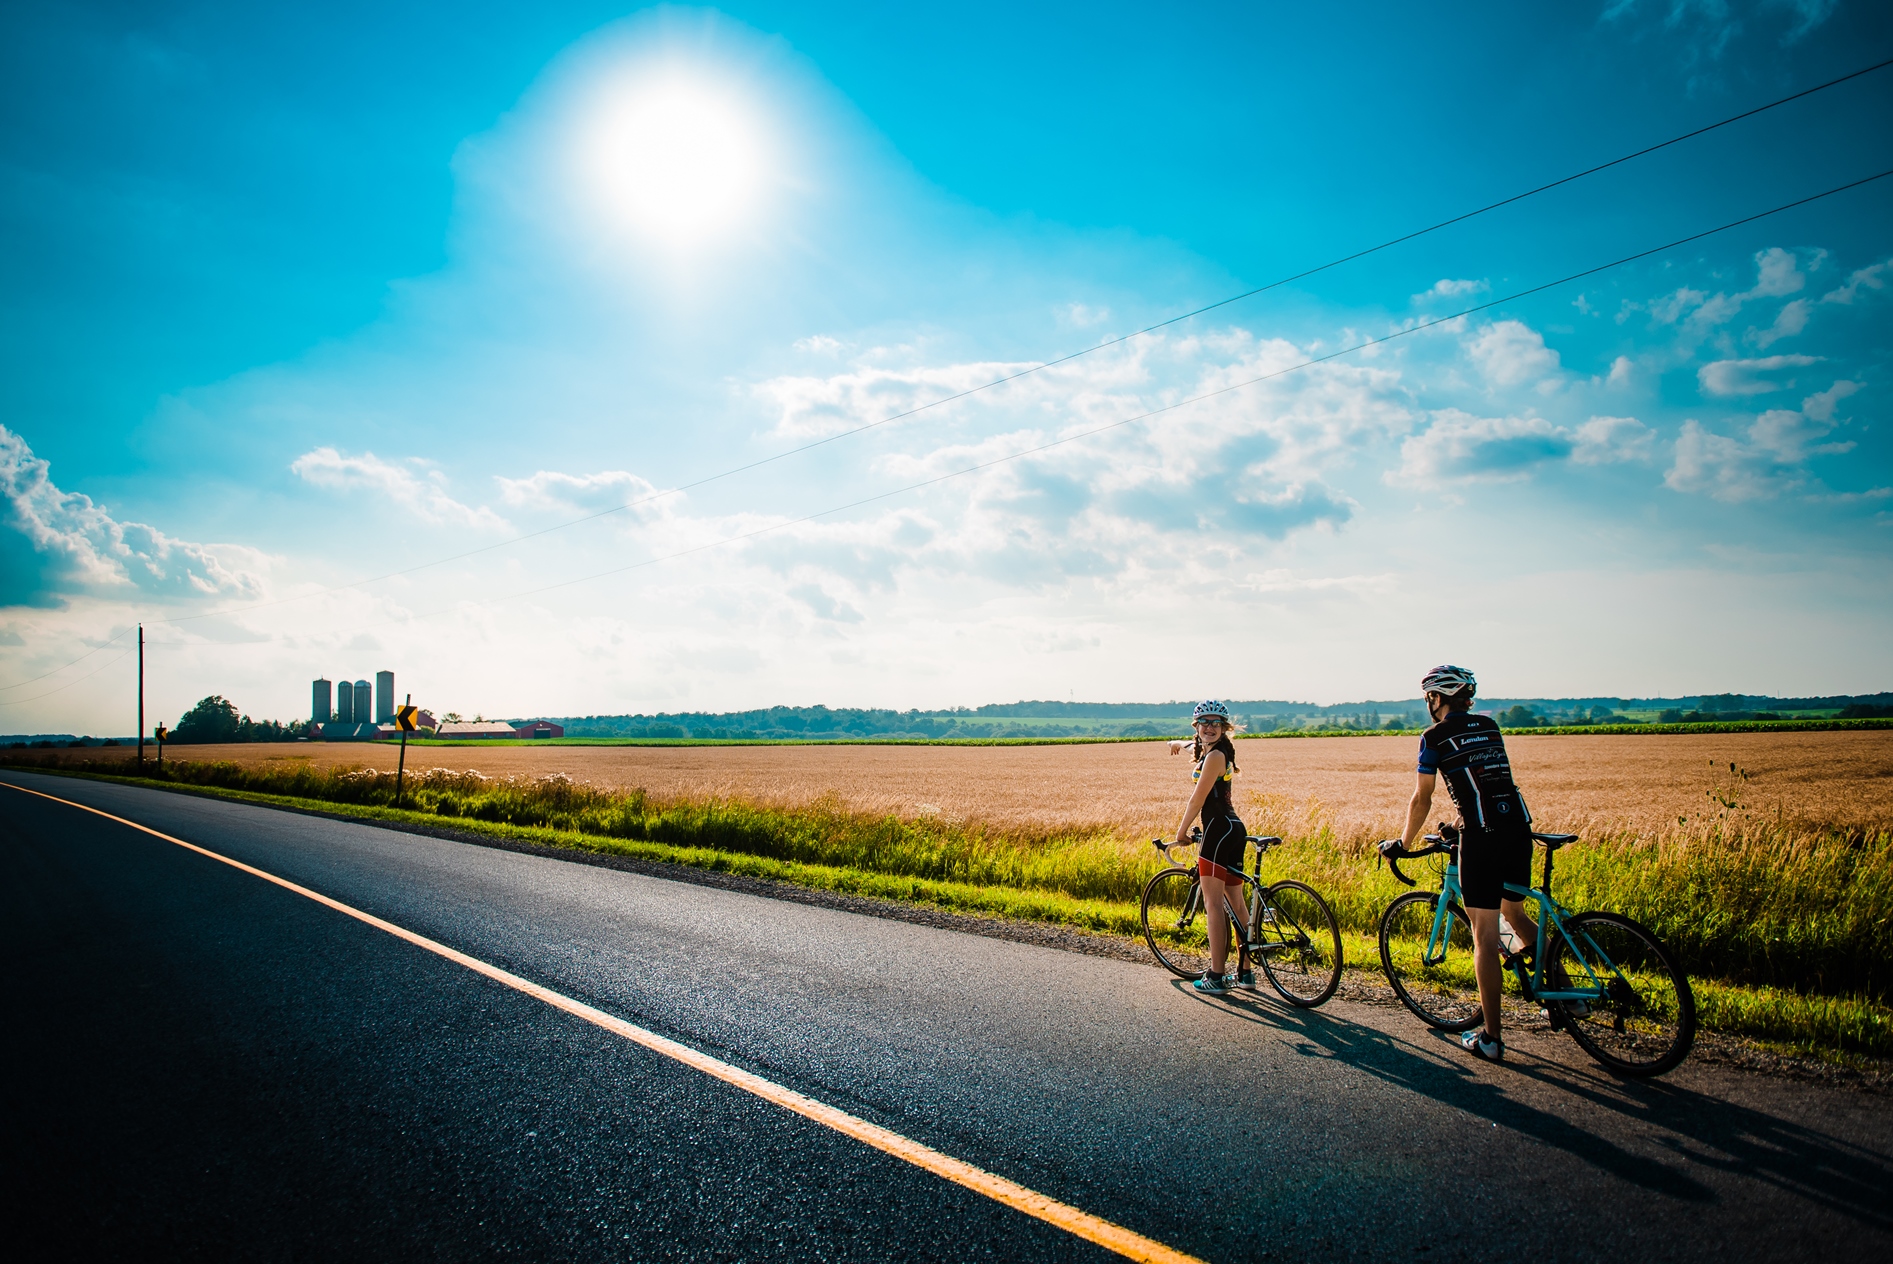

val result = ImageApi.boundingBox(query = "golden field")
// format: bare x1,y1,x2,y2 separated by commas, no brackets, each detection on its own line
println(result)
110,728,1893,842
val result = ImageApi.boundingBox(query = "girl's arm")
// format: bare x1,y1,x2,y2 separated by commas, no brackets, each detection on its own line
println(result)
1175,748,1226,842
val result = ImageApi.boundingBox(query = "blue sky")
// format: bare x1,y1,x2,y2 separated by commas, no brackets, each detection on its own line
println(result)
2,1,1890,731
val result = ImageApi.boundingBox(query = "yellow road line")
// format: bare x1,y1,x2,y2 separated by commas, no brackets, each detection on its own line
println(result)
2,779,1202,1264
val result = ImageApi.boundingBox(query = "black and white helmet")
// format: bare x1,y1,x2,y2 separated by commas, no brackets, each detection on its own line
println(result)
1192,699,1232,723
1420,664,1477,697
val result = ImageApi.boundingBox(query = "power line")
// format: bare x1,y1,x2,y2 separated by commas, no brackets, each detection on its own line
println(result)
0,644,138,708
447,168,1892,612
147,54,1893,630
0,625,134,693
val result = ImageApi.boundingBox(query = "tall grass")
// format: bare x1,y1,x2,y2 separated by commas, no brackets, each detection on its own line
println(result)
18,754,1892,1006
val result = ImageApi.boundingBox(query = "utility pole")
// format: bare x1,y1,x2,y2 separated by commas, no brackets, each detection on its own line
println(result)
137,624,144,770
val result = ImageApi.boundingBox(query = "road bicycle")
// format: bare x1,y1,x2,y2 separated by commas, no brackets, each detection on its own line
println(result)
1140,833,1342,1007
1376,825,1695,1077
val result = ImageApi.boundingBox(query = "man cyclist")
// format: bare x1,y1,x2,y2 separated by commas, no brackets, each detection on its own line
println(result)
1395,665,1538,1062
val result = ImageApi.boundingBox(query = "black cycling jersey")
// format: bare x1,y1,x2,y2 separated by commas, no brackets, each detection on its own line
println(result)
1417,712,1530,833
1194,735,1238,824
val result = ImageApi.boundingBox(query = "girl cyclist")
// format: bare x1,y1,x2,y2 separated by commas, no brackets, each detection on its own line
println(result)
1170,700,1252,993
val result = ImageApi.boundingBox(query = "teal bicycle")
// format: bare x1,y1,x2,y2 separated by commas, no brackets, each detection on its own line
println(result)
1376,825,1695,1077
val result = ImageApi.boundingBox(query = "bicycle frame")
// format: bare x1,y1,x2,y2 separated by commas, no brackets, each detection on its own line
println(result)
1155,835,1295,957
1415,837,1627,1007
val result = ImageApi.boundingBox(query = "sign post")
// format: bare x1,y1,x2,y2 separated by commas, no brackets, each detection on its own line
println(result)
394,695,418,807
154,723,167,773
137,624,144,771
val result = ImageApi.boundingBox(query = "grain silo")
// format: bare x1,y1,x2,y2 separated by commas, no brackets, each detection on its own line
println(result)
375,670,395,724
312,678,332,724
355,681,372,726
336,680,355,724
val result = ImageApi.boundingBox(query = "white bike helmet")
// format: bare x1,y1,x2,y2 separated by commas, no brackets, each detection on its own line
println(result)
1420,664,1476,697
1192,699,1232,723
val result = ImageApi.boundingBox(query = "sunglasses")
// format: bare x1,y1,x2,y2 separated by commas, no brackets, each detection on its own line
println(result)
1193,718,1226,728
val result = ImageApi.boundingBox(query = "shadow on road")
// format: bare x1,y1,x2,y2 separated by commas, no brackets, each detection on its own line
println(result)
1170,981,1892,1224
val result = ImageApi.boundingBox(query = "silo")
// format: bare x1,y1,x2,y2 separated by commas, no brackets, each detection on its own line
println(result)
375,671,395,724
355,681,372,727
336,680,355,724
312,678,332,725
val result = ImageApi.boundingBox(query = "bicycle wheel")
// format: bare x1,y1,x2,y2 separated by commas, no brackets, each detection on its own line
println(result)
1548,912,1696,1077
1378,891,1482,1031
1254,880,1342,1007
1141,867,1219,979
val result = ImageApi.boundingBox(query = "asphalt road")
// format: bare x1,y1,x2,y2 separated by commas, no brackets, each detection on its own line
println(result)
4,770,1889,1261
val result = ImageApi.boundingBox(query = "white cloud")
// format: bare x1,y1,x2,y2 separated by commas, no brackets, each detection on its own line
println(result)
788,582,863,622
1800,379,1858,423
1465,320,1560,387
496,468,664,516
1665,396,1856,503
1414,278,1488,303
291,448,510,530
1,424,263,607
1391,410,1572,483
754,357,1044,438
1820,259,1888,306
1603,355,1633,387
1643,247,1823,336
1746,298,1808,349
1571,415,1656,465
1697,354,1822,397
793,334,844,355
1748,246,1809,298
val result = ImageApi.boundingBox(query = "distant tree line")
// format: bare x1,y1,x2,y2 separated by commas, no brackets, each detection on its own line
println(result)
550,692,1891,741
170,695,310,744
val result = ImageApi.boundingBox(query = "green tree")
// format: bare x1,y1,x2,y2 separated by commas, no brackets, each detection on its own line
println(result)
172,695,241,744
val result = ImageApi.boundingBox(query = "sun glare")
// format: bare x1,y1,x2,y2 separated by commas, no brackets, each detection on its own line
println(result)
579,71,771,250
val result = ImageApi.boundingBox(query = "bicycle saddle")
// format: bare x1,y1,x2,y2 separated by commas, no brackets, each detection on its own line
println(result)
1532,832,1579,849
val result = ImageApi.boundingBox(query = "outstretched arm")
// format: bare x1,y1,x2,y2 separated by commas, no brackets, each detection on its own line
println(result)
1401,772,1437,847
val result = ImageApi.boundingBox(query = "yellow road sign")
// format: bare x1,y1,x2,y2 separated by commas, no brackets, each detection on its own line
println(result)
154,724,168,741
394,704,419,733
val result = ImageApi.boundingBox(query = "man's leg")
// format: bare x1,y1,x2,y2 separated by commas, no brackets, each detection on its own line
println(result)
1466,905,1505,1040
1499,898,1539,961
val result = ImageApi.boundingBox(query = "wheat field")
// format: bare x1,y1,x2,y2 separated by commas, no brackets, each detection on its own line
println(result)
119,729,1893,842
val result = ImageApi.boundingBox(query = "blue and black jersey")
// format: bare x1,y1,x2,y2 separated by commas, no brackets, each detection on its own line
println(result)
1417,712,1530,833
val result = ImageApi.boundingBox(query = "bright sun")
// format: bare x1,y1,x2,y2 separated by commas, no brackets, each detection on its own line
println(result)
579,71,770,249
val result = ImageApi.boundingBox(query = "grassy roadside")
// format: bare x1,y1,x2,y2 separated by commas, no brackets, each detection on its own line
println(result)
13,761,1889,1063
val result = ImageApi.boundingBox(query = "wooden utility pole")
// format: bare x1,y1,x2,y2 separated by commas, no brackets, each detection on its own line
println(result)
137,624,144,770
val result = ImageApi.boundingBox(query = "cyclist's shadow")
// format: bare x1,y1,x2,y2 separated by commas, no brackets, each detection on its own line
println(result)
1171,980,1716,1201
1505,1055,1892,1230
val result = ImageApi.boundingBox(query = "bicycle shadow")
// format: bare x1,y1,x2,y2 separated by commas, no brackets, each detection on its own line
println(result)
1503,1054,1893,1230
1175,979,1892,1225
1171,980,1718,1200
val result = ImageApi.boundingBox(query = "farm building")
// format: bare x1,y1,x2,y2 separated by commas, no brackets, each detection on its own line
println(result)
318,722,382,741
435,721,523,740
516,720,564,739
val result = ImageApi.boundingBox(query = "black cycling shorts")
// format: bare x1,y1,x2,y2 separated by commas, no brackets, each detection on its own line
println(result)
1457,826,1532,910
1197,813,1247,884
